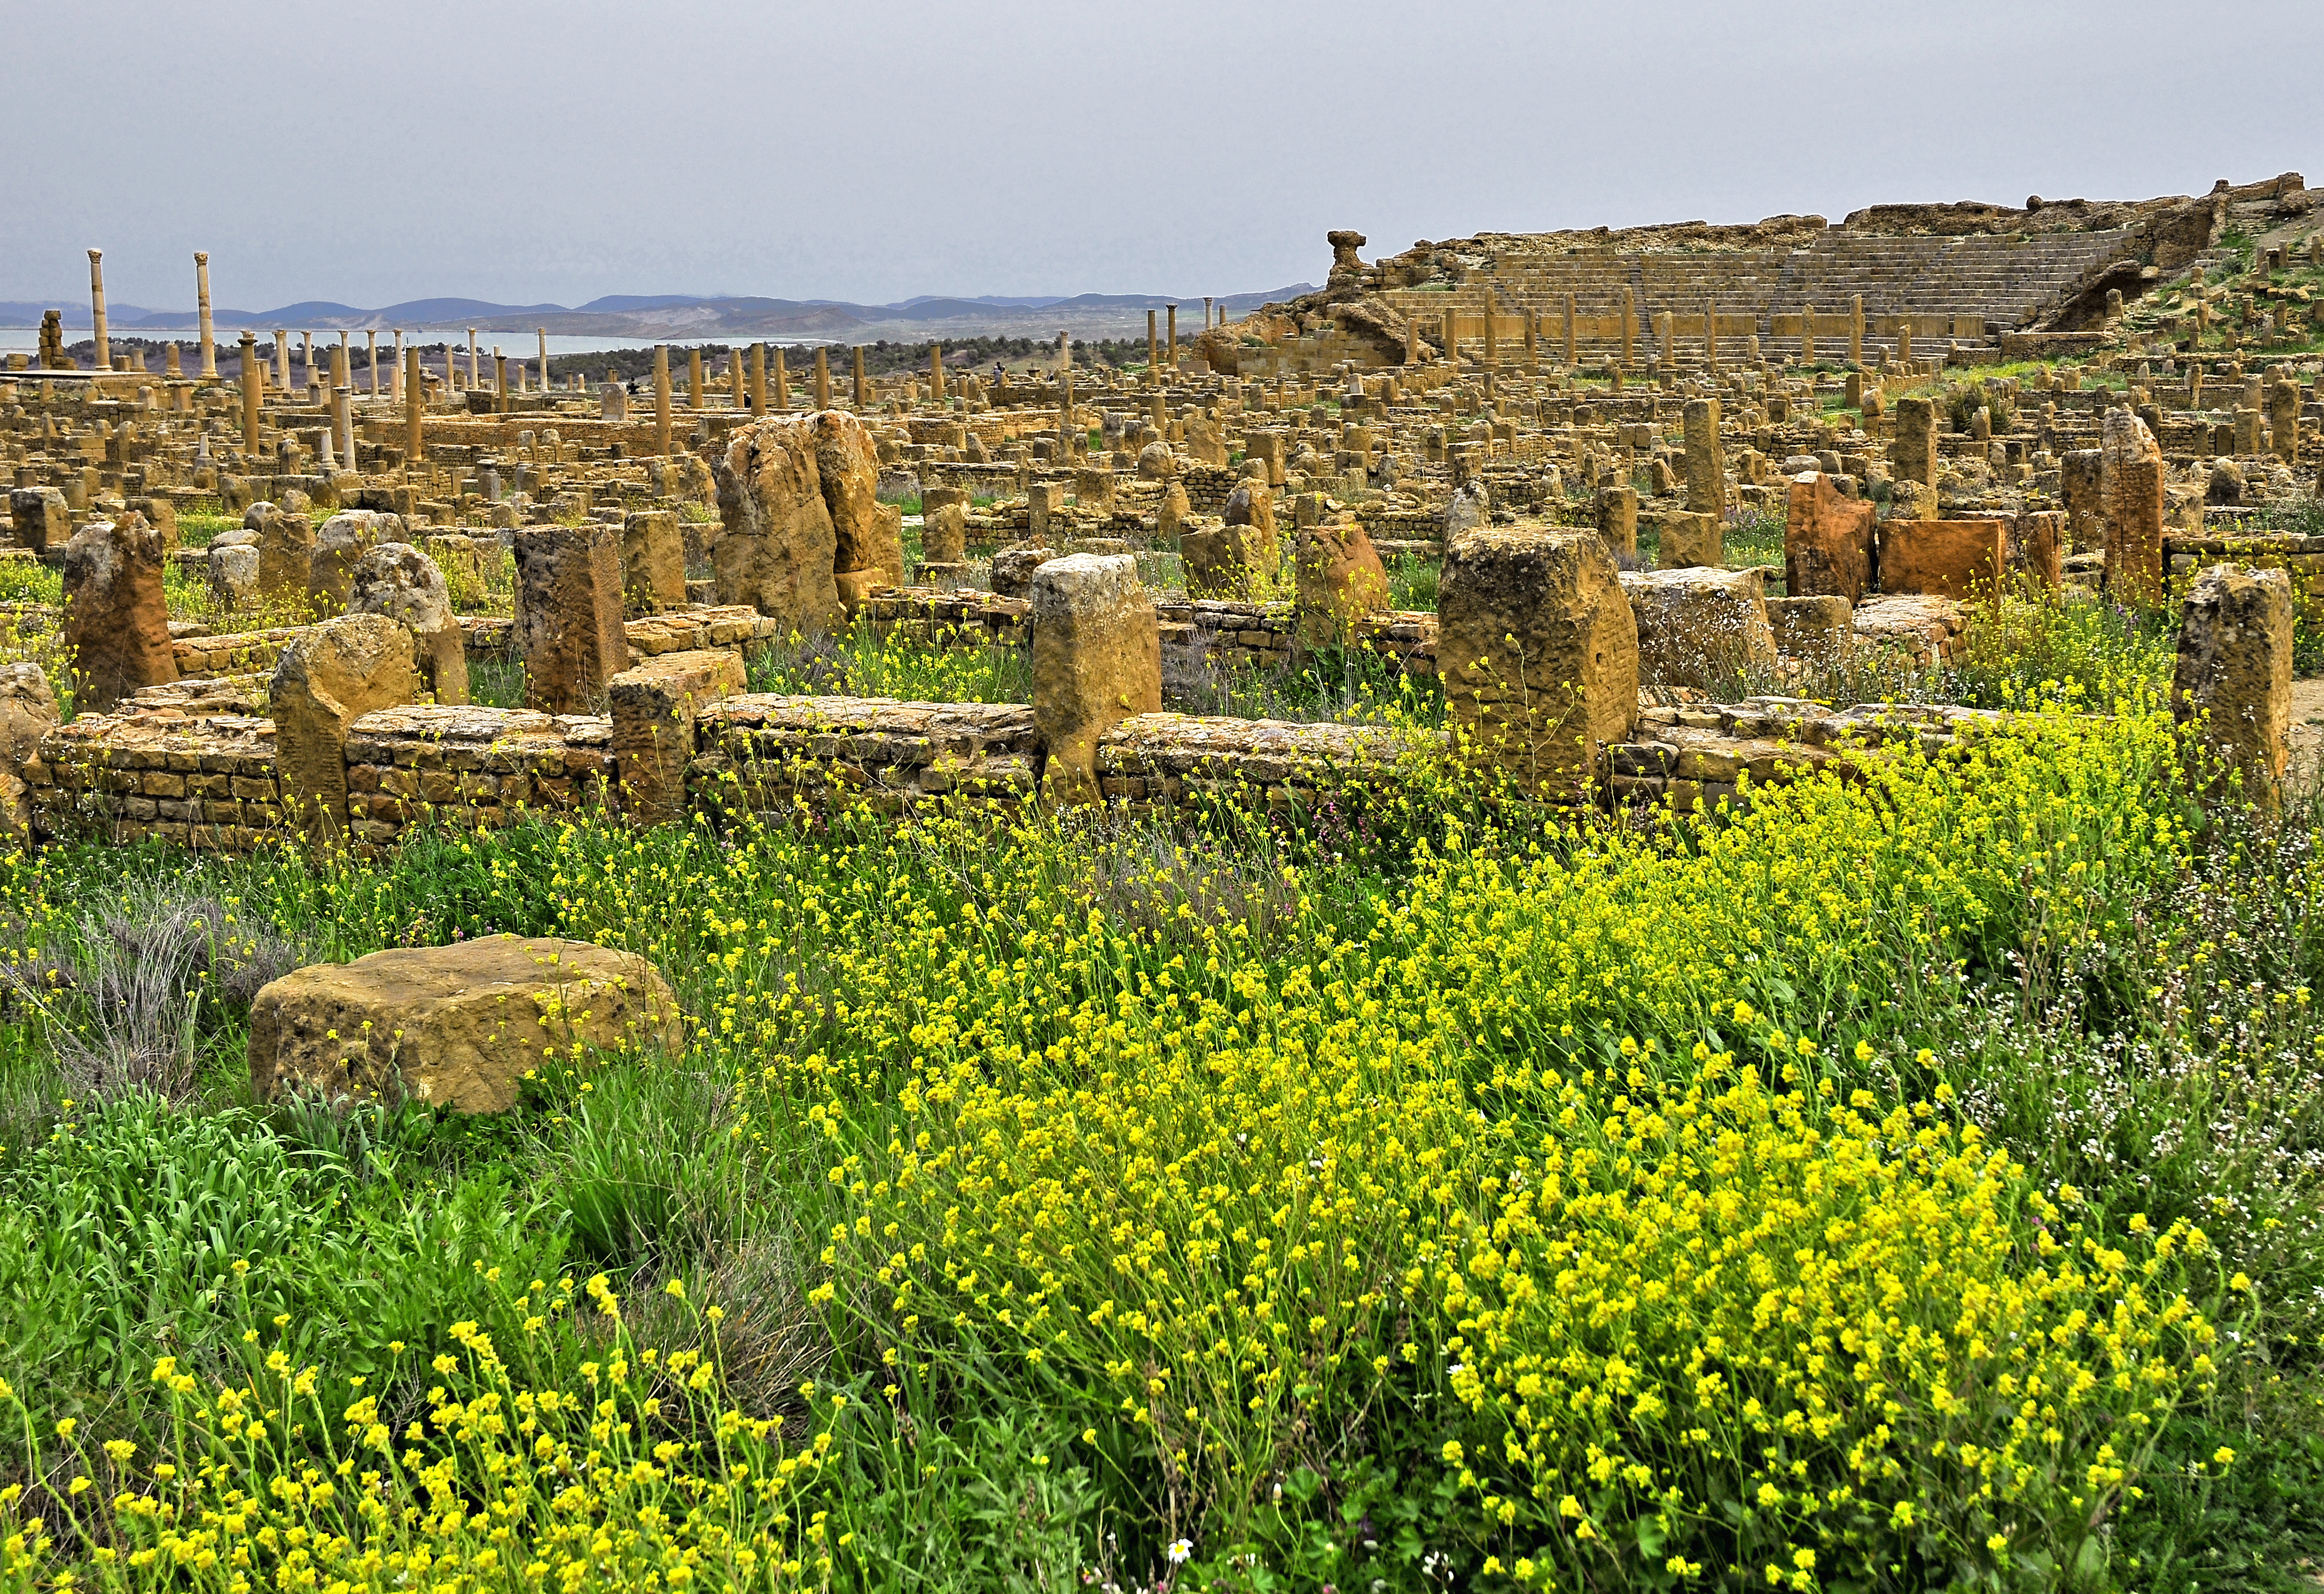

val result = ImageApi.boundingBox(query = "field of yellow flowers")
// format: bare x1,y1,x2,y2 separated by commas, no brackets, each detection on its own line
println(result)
1,672,2322,1592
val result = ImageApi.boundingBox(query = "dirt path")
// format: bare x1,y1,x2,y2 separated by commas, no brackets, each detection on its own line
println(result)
2291,677,2324,778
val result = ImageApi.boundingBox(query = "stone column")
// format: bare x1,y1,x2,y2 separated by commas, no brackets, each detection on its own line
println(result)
1059,365,1075,454
365,329,379,396
1405,311,1420,366
516,523,626,713
1800,303,1815,364
1525,306,1539,367
275,329,291,392
467,329,479,392
748,343,766,413
87,248,110,372
1148,309,1159,382
1443,310,1459,364
1437,529,1639,799
2174,563,2293,810
1165,304,1177,369
1058,330,1071,373
194,251,217,377
1032,553,1161,803
537,329,549,397
1850,295,1865,366
653,345,673,455
240,331,262,452
853,344,867,408
1482,303,1497,369
1683,397,1725,517
333,331,350,393
1596,484,1638,556
1897,322,1913,366
2100,407,2165,603
774,347,792,412
2268,376,2302,464
333,385,354,472
300,331,313,392
405,347,423,466
1704,298,1718,372
930,342,946,401
729,346,745,407
495,350,510,415
688,347,703,409
1659,311,1675,368
813,347,832,410
1891,394,1938,499
1563,292,1577,365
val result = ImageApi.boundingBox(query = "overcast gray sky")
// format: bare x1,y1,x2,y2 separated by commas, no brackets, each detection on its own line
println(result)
4,0,2317,313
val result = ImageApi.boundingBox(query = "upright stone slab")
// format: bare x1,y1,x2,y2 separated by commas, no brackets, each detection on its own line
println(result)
1682,397,1724,516
1878,520,2006,599
1622,566,1777,691
270,614,418,847
2012,510,2065,588
310,510,399,616
1783,471,1875,602
1659,511,1722,570
1892,396,1938,490
712,411,864,635
2099,408,2166,603
249,502,316,609
621,510,688,615
922,499,967,563
2174,564,2292,808
349,542,469,706
1596,485,1638,556
1437,529,1638,799
2267,378,2302,464
516,523,626,714
0,664,59,837
1031,554,1161,803
9,487,68,553
608,647,746,827
2061,450,2103,553
1295,519,1391,647
63,517,178,714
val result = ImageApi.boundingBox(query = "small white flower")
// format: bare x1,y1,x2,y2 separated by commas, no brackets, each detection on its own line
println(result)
1167,1539,1193,1565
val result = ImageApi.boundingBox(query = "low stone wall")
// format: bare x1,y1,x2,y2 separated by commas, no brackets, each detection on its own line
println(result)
2165,532,2324,607
173,626,309,679
856,588,1030,648
1094,713,1420,810
1608,696,2006,810
342,706,615,847
688,694,1039,819
29,711,282,850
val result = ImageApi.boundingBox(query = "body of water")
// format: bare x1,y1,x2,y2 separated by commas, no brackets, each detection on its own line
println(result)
0,329,789,358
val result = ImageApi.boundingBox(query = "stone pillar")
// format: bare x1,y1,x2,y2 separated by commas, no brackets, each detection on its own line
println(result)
1850,295,1864,366
274,329,291,392
2174,563,2292,809
2061,449,2101,553
1596,484,1638,556
730,346,746,407
63,515,179,713
1482,303,1497,368
688,347,703,409
1799,303,1815,364
1703,298,1718,372
748,343,767,413
1437,529,1639,799
1443,310,1459,364
365,329,379,396
1563,291,1577,365
194,251,217,377
1165,304,1177,369
1058,365,1075,454
2268,377,2302,464
330,386,354,474
853,344,867,408
495,350,510,415
348,540,468,706
2233,405,2264,455
240,331,263,452
270,614,417,848
87,248,110,372
1783,471,1874,601
404,347,424,473
930,342,946,401
1892,395,1939,491
516,523,627,713
1031,553,1161,803
1897,322,1913,366
2100,407,2166,603
654,345,673,455
609,648,744,827
1149,309,1160,382
814,347,831,410
1683,397,1724,516
774,346,791,412
1524,307,1539,367
467,329,479,392
621,509,688,614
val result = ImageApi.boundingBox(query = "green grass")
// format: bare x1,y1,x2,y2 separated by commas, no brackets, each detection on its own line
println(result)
743,622,1030,702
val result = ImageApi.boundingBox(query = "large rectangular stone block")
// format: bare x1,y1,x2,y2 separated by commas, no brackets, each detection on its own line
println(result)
1783,471,1874,602
516,523,626,714
1032,554,1161,803
1877,520,2006,600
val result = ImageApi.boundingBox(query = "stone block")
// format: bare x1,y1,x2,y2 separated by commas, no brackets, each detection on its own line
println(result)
1659,511,1722,570
2100,408,2165,602
248,501,317,611
350,542,469,706
712,411,853,635
1032,554,1161,803
2011,509,2065,589
621,510,688,615
1877,520,2006,600
1437,529,1637,798
9,487,68,552
1180,523,1268,600
1596,485,1637,557
1892,395,1938,489
516,524,626,714
63,517,178,714
248,935,682,1113
1622,566,1777,691
2174,564,2292,808
1783,471,1874,602
608,648,746,827
990,545,1056,600
1295,519,1390,646
270,614,418,847
1768,595,1854,666
1682,397,1725,514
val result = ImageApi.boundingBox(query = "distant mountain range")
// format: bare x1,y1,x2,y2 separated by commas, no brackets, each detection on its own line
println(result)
0,284,1315,343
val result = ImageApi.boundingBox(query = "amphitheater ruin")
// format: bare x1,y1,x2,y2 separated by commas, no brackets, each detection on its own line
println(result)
4,170,2321,869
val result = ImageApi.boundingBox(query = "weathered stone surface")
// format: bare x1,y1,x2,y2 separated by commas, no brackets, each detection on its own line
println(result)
1295,519,1390,646
1623,566,1777,691
2061,450,2103,553
2174,563,2292,807
248,501,315,609
1180,523,1268,600
9,487,67,553
270,613,418,846
1437,529,1637,798
208,531,260,611
2011,509,2065,588
516,524,626,714
426,534,486,605
1032,554,1161,802
1878,520,2006,599
1596,485,1638,557
990,545,1056,600
621,510,688,615
1137,441,1175,480
2100,408,2165,602
1223,480,1277,540
350,543,469,706
1768,595,1854,666
1682,397,1725,515
1157,482,1191,542
1892,396,1939,489
63,517,178,714
922,500,968,563
0,664,60,835
249,935,683,1114
310,510,400,616
1659,510,1722,570
608,648,746,827
713,412,847,635
1784,471,1875,601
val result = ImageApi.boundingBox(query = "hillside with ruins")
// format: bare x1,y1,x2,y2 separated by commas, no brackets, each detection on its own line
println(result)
3,146,2324,1592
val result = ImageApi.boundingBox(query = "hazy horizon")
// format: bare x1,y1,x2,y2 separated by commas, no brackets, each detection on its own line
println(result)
2,0,2317,314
